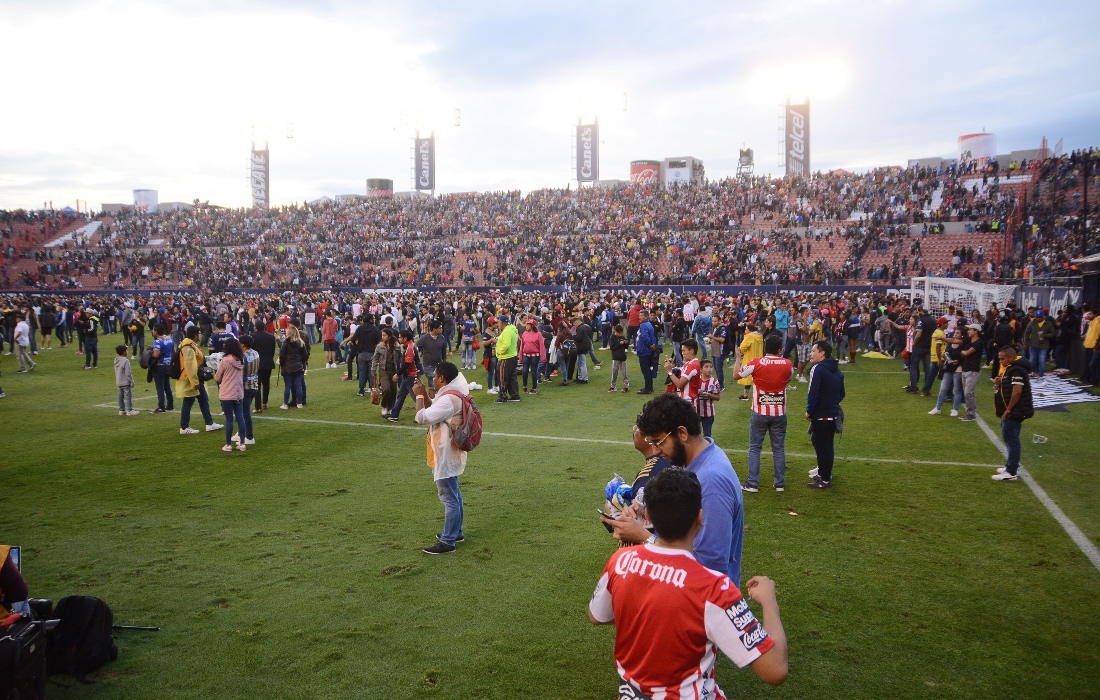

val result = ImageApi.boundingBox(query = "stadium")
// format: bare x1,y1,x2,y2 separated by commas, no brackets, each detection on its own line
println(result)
2,2,1099,699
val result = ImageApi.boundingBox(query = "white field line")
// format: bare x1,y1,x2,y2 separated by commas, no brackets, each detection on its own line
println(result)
974,413,1100,574
94,394,158,408
242,414,1003,468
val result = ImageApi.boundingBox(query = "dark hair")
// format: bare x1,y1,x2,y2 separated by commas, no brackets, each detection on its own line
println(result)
700,359,713,368
998,345,1017,358
239,334,254,349
644,468,701,541
223,337,243,361
153,323,167,335
215,320,227,329
429,319,442,331
681,338,699,354
399,329,414,341
613,324,623,333
813,340,832,358
636,393,701,437
764,334,783,355
186,325,201,340
116,344,128,356
435,361,459,384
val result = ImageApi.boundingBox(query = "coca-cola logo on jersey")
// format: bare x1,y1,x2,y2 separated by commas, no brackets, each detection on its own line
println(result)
740,624,769,650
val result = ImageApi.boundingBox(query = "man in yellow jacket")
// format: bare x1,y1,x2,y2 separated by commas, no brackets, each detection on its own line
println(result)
494,316,520,402
1083,309,1100,385
735,323,764,401
175,326,222,435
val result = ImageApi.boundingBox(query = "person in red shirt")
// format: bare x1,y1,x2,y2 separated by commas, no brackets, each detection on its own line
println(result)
664,339,702,402
321,309,340,368
589,467,788,699
736,334,794,492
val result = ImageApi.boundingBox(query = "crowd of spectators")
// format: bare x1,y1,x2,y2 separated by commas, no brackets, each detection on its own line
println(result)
2,149,1095,292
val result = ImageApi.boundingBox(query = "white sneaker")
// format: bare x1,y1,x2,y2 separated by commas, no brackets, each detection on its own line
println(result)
244,438,256,445
206,423,223,431
119,410,126,416
949,409,958,417
487,387,499,394
798,375,807,383
231,434,241,442
808,466,819,478
991,472,1017,481
180,427,200,435
996,467,1007,474
928,408,941,415
126,410,141,416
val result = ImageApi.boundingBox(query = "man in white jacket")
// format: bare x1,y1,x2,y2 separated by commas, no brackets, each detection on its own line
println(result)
414,361,468,554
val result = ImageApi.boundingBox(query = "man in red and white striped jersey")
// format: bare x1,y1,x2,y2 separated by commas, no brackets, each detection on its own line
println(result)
736,334,794,492
590,467,788,700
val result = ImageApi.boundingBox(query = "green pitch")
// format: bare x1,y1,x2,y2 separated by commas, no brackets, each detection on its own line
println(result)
2,343,1099,699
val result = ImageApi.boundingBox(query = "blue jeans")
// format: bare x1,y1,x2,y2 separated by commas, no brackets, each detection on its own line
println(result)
1000,418,1022,476
390,375,417,418
700,415,714,438
436,476,464,546
672,341,683,365
131,331,145,355
154,364,174,410
576,353,588,382
521,356,540,389
221,399,245,444
283,371,304,405
1028,347,1048,378
357,353,374,393
935,371,963,411
242,389,256,440
714,352,728,389
181,382,215,428
84,337,99,367
909,347,933,392
693,332,709,359
557,354,571,384
461,340,475,367
747,412,787,488
587,346,599,367
639,353,658,392
485,357,498,389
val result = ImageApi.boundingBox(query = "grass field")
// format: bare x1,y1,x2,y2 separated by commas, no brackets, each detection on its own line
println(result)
2,339,1099,699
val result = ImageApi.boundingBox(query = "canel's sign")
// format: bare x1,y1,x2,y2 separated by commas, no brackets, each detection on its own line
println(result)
576,124,599,182
415,135,435,191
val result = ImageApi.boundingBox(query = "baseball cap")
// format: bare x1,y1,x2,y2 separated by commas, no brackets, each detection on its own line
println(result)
966,323,983,332
1035,309,1045,317
487,316,497,324
937,317,949,326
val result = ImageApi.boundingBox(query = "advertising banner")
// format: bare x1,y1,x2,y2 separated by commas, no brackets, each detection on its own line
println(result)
630,160,660,186
415,136,435,191
576,124,599,182
366,178,394,199
250,147,270,208
665,159,691,187
785,102,810,177
133,189,158,214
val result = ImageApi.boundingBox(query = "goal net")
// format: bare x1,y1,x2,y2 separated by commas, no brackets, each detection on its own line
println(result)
908,277,1016,317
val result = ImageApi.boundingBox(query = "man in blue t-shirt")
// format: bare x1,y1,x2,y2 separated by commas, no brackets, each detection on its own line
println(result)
605,393,744,584
150,323,175,413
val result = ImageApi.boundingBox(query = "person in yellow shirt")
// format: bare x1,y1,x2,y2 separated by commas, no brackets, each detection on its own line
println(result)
735,323,764,401
930,317,949,365
1082,310,1100,385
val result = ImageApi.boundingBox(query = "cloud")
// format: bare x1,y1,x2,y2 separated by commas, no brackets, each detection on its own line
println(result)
1,0,1098,210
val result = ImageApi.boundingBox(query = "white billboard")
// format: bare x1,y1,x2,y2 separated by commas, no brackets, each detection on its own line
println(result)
133,189,158,214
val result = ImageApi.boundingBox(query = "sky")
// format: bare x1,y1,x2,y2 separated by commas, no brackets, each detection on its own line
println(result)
1,0,1098,211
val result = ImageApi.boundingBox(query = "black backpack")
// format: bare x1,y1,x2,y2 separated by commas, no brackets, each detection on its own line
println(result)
46,596,118,677
169,346,183,380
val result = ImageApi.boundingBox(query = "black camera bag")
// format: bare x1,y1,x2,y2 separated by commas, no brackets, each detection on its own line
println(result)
46,596,118,678
0,618,48,700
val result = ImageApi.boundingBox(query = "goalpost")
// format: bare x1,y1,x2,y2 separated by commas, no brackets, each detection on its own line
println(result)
908,277,1016,316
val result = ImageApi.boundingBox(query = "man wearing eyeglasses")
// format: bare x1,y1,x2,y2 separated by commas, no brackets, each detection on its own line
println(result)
603,393,744,584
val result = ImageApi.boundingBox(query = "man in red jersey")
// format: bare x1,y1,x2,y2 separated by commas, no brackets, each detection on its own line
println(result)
736,334,794,493
664,338,702,402
590,468,788,700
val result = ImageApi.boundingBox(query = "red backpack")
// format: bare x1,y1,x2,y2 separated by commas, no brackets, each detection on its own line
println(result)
439,390,482,452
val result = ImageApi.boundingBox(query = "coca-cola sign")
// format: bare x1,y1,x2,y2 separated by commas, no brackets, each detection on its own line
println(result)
250,147,269,208
785,101,810,177
415,136,435,191
576,124,599,182
630,160,660,186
